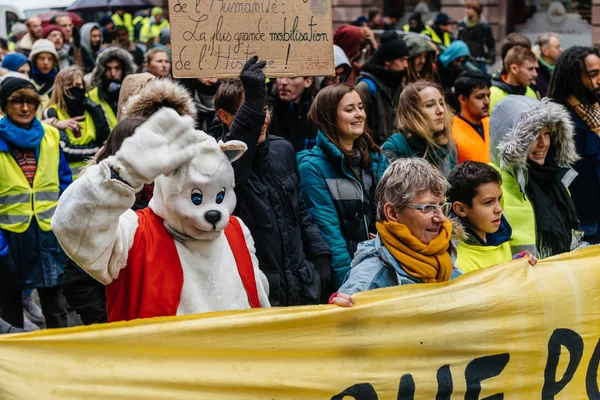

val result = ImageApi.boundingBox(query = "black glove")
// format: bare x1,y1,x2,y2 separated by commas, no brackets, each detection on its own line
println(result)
240,56,267,112
309,254,331,300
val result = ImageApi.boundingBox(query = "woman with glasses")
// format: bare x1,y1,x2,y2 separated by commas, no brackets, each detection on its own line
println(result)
42,66,110,179
297,83,387,293
0,76,72,329
330,158,462,306
383,81,457,177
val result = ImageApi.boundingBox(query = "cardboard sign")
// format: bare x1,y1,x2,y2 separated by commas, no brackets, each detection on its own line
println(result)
168,0,335,78
2,247,600,399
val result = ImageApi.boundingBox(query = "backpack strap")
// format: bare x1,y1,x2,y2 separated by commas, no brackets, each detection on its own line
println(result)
357,77,377,97
224,217,260,308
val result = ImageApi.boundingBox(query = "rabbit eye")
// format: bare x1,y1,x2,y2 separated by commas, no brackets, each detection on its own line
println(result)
191,189,203,206
216,188,226,204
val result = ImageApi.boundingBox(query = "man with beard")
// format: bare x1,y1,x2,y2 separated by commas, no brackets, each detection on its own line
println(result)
548,46,600,244
87,47,136,130
355,30,408,145
452,70,491,163
16,17,42,57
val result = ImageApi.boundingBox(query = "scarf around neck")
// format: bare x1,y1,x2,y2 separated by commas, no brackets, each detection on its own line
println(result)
376,219,453,283
568,95,600,136
537,56,555,74
0,116,44,149
525,159,579,258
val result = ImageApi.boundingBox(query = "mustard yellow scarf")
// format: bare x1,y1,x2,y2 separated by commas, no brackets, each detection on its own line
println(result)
376,220,453,283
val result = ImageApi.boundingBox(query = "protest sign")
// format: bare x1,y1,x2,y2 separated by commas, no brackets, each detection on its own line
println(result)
1,247,600,399
168,0,335,78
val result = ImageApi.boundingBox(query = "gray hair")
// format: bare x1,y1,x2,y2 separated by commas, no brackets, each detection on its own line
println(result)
535,33,558,48
375,158,449,221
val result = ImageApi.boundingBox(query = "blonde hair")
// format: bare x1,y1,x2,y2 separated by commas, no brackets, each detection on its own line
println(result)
395,80,454,158
48,66,86,112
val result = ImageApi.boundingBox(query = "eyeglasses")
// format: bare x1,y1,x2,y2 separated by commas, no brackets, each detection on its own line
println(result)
7,97,39,107
406,202,452,216
59,24,73,28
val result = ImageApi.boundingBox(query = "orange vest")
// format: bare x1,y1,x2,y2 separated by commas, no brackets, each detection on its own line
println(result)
106,208,260,322
452,116,491,164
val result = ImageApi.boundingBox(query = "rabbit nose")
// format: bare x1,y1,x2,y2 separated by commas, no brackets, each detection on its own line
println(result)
204,210,222,225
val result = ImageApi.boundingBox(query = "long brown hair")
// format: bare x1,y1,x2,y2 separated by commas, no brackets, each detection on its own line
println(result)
308,83,379,168
48,66,85,112
396,80,454,156
406,52,436,84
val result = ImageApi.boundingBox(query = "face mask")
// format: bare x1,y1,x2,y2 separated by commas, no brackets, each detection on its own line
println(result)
108,81,122,93
67,86,86,102
66,86,86,117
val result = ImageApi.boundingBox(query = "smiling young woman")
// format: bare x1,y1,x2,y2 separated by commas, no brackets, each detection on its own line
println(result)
297,83,388,293
382,80,457,177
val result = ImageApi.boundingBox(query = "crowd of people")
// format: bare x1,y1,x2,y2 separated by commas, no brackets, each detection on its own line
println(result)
1,2,599,333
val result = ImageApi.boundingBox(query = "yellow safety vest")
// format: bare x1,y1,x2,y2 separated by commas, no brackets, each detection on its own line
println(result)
0,123,61,233
456,240,513,274
87,87,117,130
403,24,430,36
112,12,134,41
425,26,452,47
139,19,170,43
489,85,538,113
48,105,97,179
490,164,538,257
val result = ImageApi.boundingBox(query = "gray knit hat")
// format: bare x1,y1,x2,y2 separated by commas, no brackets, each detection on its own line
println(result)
11,22,27,36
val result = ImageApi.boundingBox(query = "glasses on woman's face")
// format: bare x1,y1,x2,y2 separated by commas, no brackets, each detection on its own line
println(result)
406,202,452,216
7,97,39,108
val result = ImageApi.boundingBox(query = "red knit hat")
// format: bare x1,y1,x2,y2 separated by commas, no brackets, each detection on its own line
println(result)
42,24,65,40
333,25,363,61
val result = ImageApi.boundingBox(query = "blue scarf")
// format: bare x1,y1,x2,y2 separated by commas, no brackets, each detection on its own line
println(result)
0,116,45,149
31,66,57,86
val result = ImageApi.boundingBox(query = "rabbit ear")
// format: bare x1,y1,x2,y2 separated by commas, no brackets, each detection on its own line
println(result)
218,140,247,163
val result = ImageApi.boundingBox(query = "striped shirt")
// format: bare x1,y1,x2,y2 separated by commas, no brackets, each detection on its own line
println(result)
11,148,37,187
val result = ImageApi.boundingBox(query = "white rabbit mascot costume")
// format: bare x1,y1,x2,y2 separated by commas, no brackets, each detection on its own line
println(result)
52,108,270,322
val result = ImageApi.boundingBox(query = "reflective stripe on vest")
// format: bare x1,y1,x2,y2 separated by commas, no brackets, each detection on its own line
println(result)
112,13,134,40
88,87,117,130
48,105,97,179
0,123,61,233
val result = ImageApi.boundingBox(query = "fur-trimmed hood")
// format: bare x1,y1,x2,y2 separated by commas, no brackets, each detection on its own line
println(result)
489,95,580,191
120,78,197,120
92,47,137,89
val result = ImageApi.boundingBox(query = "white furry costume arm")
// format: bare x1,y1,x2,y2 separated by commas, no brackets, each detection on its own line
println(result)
53,108,205,285
236,217,271,308
52,162,139,285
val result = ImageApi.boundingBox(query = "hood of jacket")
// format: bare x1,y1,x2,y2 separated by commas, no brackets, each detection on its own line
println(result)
404,34,436,58
116,72,155,120
92,47,137,89
120,77,196,121
439,40,470,68
80,23,102,60
490,95,580,190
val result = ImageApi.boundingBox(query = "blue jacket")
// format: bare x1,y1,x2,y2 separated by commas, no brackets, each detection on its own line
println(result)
382,131,457,177
0,131,72,289
297,131,388,290
339,235,462,295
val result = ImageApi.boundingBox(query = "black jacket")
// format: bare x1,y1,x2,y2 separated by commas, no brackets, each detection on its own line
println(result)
457,19,495,60
536,61,552,98
268,94,318,153
224,104,331,306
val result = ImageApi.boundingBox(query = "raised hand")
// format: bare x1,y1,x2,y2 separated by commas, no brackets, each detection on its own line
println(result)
111,108,206,187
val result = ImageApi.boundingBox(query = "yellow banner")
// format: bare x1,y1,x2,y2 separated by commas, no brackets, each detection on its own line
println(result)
1,247,600,399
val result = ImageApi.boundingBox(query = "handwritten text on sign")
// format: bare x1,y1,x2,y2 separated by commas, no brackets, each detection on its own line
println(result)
169,0,335,78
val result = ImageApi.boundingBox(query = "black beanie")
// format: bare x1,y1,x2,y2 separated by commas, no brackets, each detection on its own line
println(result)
372,31,409,64
0,77,36,111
